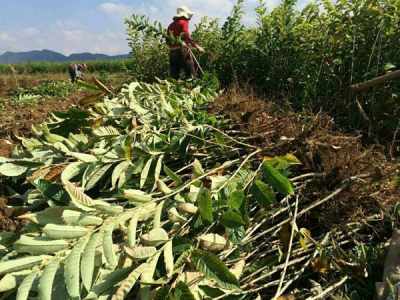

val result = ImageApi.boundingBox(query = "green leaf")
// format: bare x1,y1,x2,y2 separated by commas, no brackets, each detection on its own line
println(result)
128,216,138,248
253,180,276,207
112,263,147,300
68,152,98,163
221,210,246,228
43,224,88,240
81,233,101,292
39,260,60,300
163,164,183,186
16,272,37,300
172,282,197,300
0,163,28,177
61,162,86,184
125,246,157,260
64,181,96,212
262,162,294,196
33,179,69,204
164,241,174,278
111,161,131,190
140,157,153,188
141,252,161,283
86,267,133,299
153,201,164,229
103,223,117,269
65,235,90,300
197,188,213,223
141,228,169,247
228,191,245,210
191,249,239,290
153,155,164,188
84,163,113,191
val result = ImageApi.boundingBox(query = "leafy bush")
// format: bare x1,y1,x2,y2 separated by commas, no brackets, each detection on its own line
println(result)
125,0,400,142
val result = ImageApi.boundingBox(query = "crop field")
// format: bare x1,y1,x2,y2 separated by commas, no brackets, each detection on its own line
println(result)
0,0,399,299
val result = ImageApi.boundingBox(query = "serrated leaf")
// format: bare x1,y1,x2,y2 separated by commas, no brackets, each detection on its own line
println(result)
62,210,103,226
140,157,153,188
61,162,86,184
93,126,120,137
0,256,45,275
228,190,245,210
39,260,60,300
69,152,98,163
0,271,31,293
111,263,147,300
164,241,174,278
128,216,138,248
64,182,96,212
262,162,294,196
86,267,133,299
141,228,169,247
16,271,37,300
33,179,69,204
141,251,161,282
153,155,164,188
124,189,153,204
197,188,213,223
14,235,69,255
253,180,276,207
191,249,239,290
43,224,88,240
125,246,157,260
111,161,131,190
103,223,117,269
65,235,90,300
81,233,101,292
172,282,197,300
0,163,28,177
18,207,64,225
84,163,113,191
153,201,164,229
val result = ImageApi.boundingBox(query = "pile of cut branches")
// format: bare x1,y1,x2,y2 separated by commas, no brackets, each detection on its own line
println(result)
0,79,390,299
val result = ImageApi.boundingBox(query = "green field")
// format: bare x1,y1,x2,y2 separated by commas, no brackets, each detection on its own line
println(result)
0,59,133,75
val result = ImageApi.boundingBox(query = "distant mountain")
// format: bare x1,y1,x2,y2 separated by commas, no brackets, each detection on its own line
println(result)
0,49,130,64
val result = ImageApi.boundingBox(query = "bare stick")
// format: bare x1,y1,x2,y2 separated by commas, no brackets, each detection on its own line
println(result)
350,69,400,93
306,276,349,300
274,195,299,299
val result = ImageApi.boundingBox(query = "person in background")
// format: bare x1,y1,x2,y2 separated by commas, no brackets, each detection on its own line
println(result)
68,63,87,83
167,6,204,80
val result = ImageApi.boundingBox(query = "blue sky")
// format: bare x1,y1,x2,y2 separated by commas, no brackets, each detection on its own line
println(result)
0,0,306,55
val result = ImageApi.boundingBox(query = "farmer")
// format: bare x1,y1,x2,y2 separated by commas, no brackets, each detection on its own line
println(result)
167,6,204,79
68,63,87,83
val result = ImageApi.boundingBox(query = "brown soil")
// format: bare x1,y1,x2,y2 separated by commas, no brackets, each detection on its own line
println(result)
212,88,400,227
0,197,27,232
0,93,86,140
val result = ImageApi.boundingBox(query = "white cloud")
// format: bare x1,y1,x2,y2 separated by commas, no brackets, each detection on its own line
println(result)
98,2,134,18
0,1,311,55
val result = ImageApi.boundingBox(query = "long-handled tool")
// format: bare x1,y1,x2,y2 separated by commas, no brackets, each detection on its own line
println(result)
187,47,204,76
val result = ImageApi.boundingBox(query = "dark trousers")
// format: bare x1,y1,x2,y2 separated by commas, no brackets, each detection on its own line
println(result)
169,48,197,80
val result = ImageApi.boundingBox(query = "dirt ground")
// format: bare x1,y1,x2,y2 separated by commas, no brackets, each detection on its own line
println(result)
212,88,400,227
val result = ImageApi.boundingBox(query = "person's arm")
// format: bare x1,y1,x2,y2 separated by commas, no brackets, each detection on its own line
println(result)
180,20,204,52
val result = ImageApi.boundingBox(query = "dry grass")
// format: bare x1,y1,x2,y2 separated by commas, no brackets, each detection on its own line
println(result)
212,86,400,228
